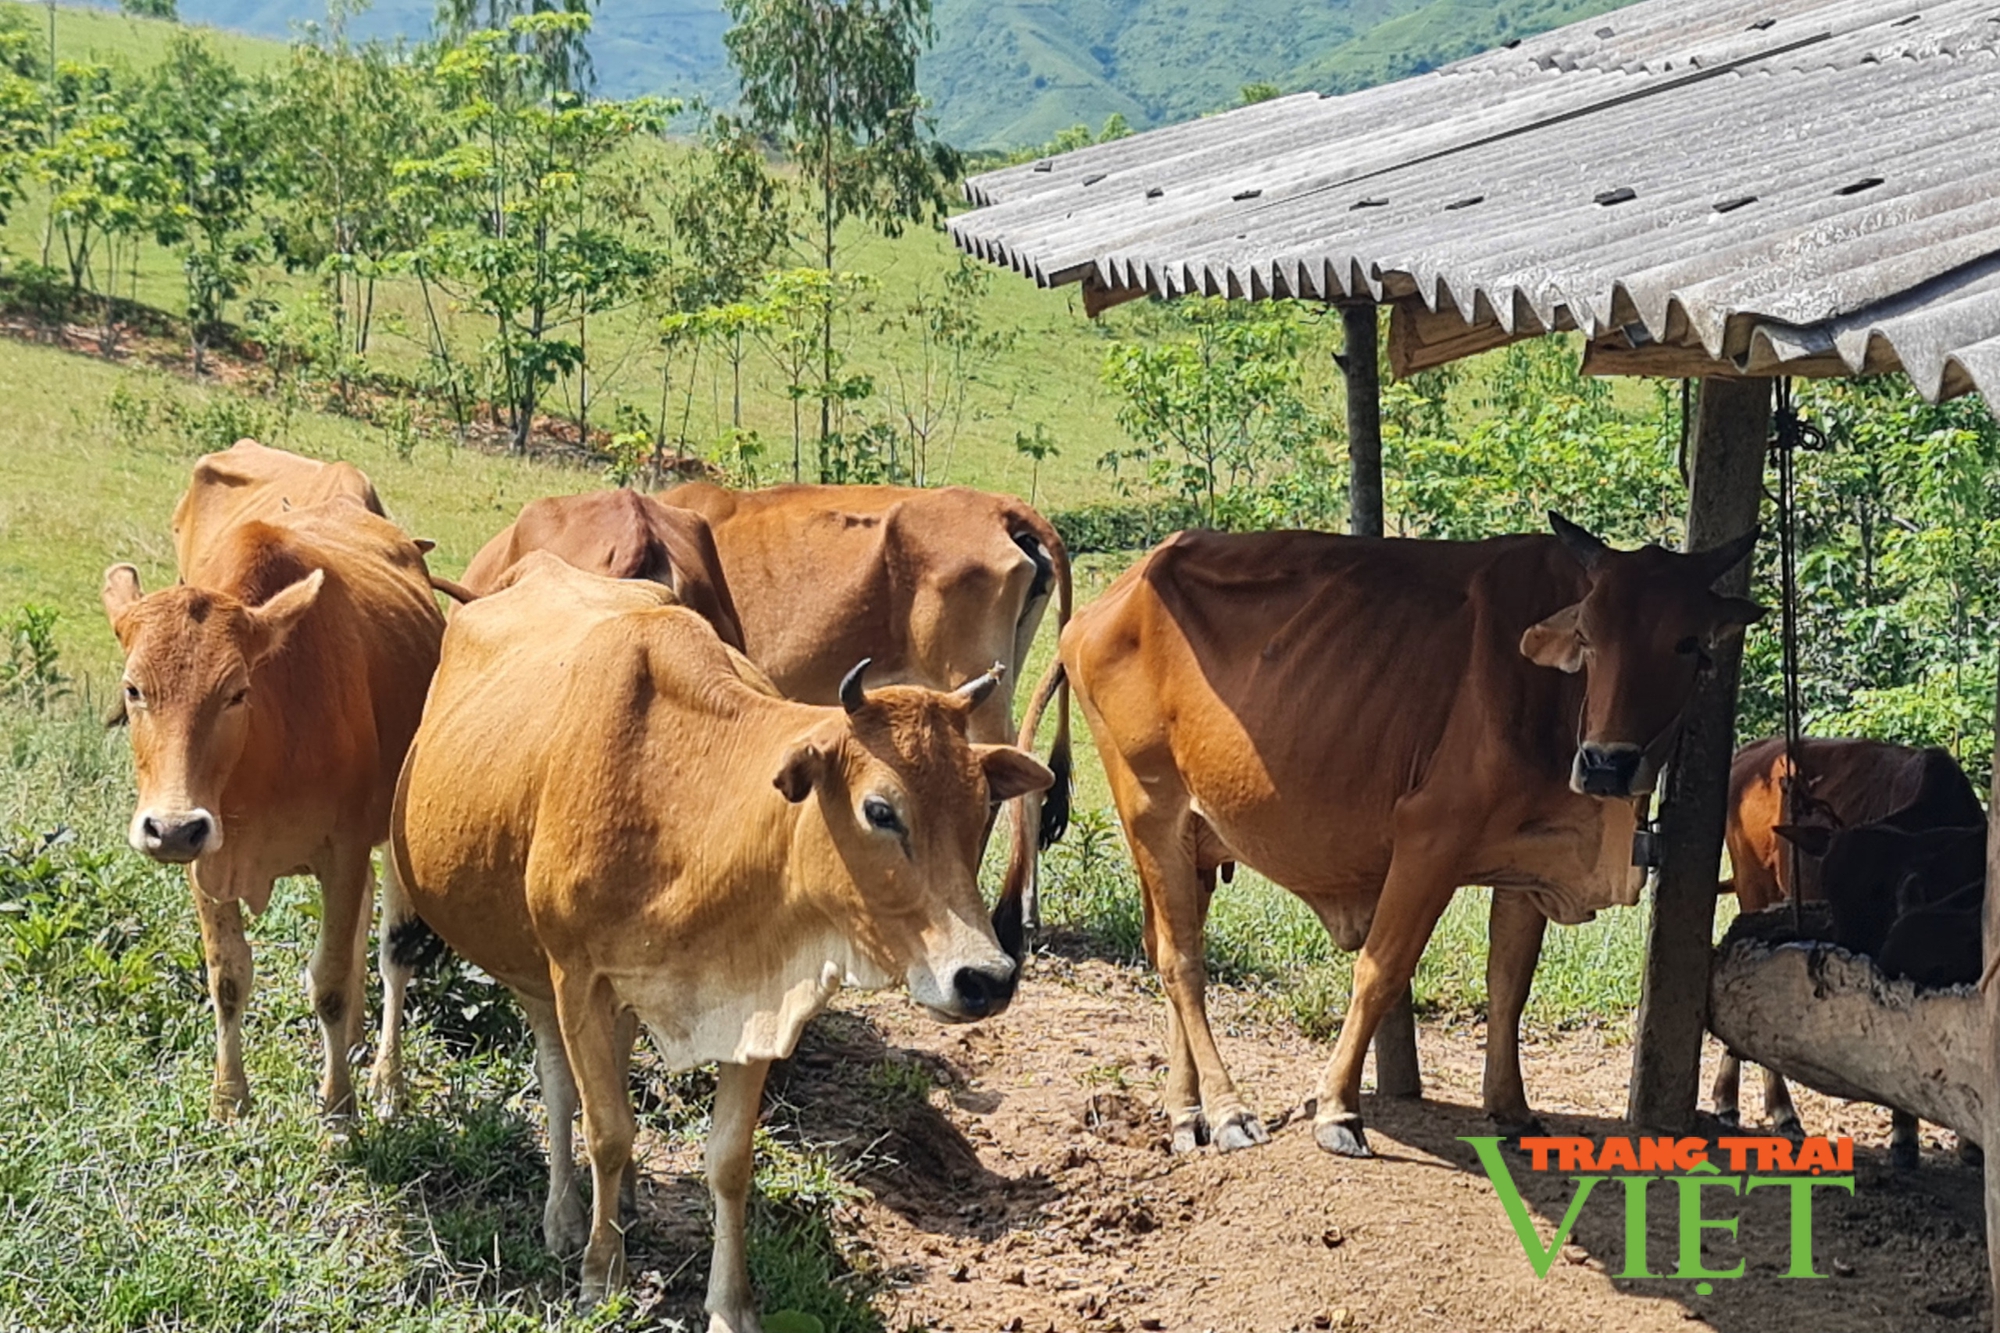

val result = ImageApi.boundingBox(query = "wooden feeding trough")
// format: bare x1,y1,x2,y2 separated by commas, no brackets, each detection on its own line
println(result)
1709,907,1986,1146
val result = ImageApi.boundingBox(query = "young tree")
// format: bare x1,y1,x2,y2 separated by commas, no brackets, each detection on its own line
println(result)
145,33,270,372
723,0,959,475
32,60,163,328
435,0,594,93
399,13,671,452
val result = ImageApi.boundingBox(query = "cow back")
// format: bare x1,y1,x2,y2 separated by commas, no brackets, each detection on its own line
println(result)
173,440,383,576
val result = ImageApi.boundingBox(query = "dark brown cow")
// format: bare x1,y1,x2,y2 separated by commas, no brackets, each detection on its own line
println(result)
1715,737,1984,1139
1726,736,1983,909
460,488,746,650
1006,514,1762,1156
103,448,443,1118
660,481,1074,859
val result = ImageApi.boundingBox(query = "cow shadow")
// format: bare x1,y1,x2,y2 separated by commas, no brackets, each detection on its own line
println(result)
1367,1092,1989,1333
765,1008,1060,1243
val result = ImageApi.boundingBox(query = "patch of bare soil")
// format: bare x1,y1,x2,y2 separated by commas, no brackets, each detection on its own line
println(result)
629,955,1988,1333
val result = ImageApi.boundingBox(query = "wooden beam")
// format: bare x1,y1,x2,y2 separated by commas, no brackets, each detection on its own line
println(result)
1627,376,1771,1131
1340,299,1421,1098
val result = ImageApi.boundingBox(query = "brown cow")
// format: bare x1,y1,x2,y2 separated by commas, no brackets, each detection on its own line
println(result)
171,438,386,572
460,488,746,651
102,450,444,1119
1715,737,1984,1141
391,555,1051,1319
660,481,1075,866
1005,514,1762,1156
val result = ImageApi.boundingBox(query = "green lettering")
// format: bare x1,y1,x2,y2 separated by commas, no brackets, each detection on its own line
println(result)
1673,1161,1745,1281
1619,1175,1658,1279
1745,1174,1856,1277
1463,1136,1604,1279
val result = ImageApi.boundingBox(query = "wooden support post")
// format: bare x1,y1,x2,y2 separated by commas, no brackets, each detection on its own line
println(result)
1340,299,1420,1098
1627,376,1770,1131
1982,672,2000,1313
1343,302,1384,539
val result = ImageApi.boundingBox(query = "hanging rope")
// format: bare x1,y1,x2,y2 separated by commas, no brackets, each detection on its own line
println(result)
1769,377,1829,933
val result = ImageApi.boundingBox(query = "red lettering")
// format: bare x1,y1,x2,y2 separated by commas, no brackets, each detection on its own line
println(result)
1521,1137,1560,1172
1597,1138,1639,1172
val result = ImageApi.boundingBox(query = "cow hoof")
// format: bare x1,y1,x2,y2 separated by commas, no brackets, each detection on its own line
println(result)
707,1305,760,1333
1314,1114,1372,1158
1958,1140,1983,1168
1769,1113,1805,1141
368,1066,404,1121
1492,1114,1544,1141
1170,1112,1206,1155
545,1199,588,1257
1713,1109,1740,1130
1891,1139,1920,1171
1211,1110,1269,1153
211,1087,251,1122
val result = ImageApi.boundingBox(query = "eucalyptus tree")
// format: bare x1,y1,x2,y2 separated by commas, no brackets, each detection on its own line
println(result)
722,0,959,476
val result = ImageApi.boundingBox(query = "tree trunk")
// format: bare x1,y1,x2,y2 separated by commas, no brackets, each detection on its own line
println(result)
1627,376,1771,1131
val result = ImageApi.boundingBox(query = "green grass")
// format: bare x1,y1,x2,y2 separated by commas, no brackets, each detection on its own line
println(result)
5,1,286,74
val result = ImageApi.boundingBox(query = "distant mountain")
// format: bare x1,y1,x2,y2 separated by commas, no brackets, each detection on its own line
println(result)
126,0,1631,149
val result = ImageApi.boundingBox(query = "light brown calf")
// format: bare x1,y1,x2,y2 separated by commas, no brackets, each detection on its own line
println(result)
392,556,1050,1323
103,448,443,1118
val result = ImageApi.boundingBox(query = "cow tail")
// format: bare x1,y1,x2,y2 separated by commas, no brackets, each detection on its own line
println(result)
997,657,1068,961
1041,525,1074,852
429,574,480,605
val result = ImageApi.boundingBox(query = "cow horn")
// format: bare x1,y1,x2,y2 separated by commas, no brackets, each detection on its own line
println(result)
1694,527,1760,584
1548,511,1610,573
840,658,872,714
954,661,1006,710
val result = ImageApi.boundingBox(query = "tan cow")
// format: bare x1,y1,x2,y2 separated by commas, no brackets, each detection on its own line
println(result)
103,448,444,1118
660,481,1075,871
460,488,746,651
1004,514,1762,1156
392,555,1051,1321
170,438,385,573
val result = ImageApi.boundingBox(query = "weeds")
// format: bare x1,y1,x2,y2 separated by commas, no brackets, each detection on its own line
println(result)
1,605,70,710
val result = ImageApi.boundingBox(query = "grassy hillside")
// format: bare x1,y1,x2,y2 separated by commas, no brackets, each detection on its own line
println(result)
3,0,283,70
101,0,1636,149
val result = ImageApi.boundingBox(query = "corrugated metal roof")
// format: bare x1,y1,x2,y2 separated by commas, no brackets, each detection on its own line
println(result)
948,0,2000,405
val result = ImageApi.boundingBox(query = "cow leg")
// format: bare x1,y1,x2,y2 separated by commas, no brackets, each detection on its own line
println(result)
615,1006,640,1222
1710,1053,1743,1128
309,853,371,1121
1136,834,1263,1153
370,847,417,1118
523,995,587,1256
191,868,254,1119
554,967,636,1303
1891,1110,1921,1170
705,1058,772,1333
1761,1067,1802,1137
1313,867,1453,1158
1482,891,1546,1136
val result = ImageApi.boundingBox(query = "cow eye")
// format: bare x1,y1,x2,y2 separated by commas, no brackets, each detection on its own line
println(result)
123,682,141,704
862,796,904,834
226,688,250,708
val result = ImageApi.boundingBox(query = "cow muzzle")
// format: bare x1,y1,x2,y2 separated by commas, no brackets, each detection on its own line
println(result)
1571,744,1646,799
130,807,219,863
910,957,1018,1024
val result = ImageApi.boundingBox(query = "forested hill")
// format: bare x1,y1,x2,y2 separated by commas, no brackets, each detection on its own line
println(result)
94,0,1629,149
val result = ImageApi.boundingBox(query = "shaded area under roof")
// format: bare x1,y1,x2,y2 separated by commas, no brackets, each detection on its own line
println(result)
947,0,2000,406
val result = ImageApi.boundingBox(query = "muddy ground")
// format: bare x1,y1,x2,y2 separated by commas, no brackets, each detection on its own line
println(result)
622,952,1988,1333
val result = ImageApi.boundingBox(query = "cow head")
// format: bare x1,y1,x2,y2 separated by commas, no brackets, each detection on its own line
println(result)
1520,513,1764,799
773,660,1053,1023
100,563,323,863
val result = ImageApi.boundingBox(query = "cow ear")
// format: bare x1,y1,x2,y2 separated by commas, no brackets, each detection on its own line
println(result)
1520,603,1585,673
1710,596,1766,638
102,564,144,630
246,569,325,664
413,538,436,555
975,744,1055,803
1773,823,1834,858
773,742,823,803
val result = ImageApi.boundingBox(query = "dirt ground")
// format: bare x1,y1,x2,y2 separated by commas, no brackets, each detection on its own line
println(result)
625,952,1989,1333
